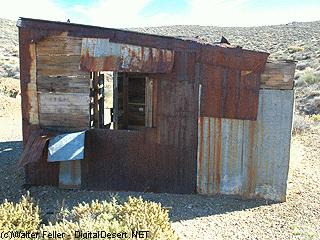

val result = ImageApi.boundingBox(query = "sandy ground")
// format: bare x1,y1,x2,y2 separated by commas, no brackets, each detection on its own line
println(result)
0,96,319,239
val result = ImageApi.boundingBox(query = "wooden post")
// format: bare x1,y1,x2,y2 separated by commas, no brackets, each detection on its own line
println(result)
113,72,119,129
98,74,104,128
93,72,100,128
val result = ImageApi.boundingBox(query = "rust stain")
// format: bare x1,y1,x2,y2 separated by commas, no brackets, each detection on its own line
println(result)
198,117,204,192
214,118,222,193
206,117,211,194
200,48,269,120
80,41,174,73
246,121,257,197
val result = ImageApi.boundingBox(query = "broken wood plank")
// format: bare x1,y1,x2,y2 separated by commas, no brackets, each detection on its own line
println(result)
260,61,296,90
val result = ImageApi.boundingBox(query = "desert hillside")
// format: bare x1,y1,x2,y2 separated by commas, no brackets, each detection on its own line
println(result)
0,18,319,119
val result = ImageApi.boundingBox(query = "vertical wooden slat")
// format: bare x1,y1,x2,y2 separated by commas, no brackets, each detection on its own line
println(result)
98,73,104,128
113,72,119,129
92,72,100,128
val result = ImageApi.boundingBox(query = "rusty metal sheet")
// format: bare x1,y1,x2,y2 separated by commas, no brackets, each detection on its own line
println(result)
200,45,269,71
80,38,174,73
82,126,197,193
199,48,269,120
18,131,50,167
197,89,294,201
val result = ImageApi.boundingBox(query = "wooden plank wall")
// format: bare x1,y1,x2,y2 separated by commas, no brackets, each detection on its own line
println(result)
36,32,90,130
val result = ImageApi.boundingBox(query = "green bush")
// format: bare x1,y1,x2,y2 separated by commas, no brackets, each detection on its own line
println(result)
0,193,40,232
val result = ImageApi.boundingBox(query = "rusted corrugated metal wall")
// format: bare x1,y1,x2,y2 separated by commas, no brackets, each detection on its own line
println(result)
17,18,200,192
197,89,294,201
81,51,199,193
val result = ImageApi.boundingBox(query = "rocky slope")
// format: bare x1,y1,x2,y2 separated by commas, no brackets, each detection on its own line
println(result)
0,18,19,79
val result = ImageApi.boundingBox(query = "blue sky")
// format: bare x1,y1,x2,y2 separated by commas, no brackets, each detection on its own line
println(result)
1,0,320,27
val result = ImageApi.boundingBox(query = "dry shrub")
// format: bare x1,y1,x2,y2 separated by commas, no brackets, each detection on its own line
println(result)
292,114,312,135
41,197,179,240
310,114,320,122
119,197,179,240
288,45,304,53
299,69,320,85
0,194,178,240
0,193,40,232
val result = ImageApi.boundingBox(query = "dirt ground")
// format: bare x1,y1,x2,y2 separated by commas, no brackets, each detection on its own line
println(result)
0,92,319,239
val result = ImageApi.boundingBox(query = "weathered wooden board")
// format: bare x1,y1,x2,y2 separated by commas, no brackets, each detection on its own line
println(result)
38,92,90,128
36,32,82,56
261,62,296,90
36,54,87,77
28,43,39,125
37,62,85,77
197,89,294,201
39,113,89,127
39,93,90,113
37,76,90,93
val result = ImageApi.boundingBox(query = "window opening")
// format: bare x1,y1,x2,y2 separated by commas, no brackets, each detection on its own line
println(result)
90,72,152,130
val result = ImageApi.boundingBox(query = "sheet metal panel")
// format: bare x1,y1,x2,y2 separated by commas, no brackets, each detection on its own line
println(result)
199,47,269,120
200,62,268,121
80,38,174,73
48,131,85,162
197,89,294,201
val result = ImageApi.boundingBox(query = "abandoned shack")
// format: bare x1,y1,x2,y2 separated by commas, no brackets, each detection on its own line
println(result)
17,18,296,201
